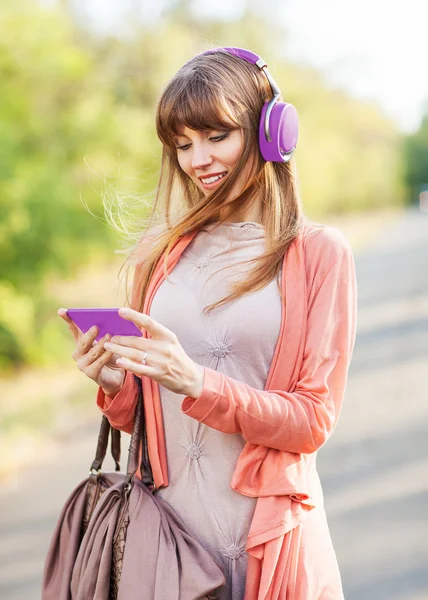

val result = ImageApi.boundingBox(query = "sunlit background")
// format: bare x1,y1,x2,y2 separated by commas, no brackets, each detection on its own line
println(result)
1,1,427,599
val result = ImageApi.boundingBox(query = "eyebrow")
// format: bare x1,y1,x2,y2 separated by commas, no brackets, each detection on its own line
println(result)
173,133,188,140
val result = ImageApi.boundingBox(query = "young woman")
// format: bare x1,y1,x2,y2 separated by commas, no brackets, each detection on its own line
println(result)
59,47,357,600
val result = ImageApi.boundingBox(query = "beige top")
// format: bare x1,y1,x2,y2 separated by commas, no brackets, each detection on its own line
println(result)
150,221,282,600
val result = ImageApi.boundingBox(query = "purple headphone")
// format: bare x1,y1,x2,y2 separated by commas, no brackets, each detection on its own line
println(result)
198,47,299,163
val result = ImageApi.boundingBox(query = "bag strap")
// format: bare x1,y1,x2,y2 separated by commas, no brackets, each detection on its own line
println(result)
110,427,121,471
122,375,155,492
125,375,143,479
90,376,154,491
90,415,121,474
134,375,155,491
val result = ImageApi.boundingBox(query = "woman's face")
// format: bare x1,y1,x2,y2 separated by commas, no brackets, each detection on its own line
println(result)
173,126,249,197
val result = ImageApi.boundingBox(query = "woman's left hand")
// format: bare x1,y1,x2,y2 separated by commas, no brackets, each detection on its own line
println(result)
103,307,205,399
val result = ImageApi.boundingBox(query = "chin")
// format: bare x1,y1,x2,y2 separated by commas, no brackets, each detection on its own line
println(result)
198,186,214,198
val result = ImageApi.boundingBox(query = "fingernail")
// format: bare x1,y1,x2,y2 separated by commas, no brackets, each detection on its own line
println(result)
118,307,129,315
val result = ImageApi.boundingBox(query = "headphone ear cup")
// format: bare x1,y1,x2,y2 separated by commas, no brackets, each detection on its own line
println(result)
259,102,299,162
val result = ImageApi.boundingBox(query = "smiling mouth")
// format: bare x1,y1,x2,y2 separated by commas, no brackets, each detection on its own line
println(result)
200,172,227,185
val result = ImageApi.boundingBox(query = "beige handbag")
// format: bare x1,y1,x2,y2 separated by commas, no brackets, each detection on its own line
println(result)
42,375,225,599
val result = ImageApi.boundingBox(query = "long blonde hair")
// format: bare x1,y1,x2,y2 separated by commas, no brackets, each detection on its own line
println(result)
116,49,305,315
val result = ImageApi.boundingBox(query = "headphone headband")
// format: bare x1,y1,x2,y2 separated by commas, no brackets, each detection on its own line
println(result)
201,47,267,69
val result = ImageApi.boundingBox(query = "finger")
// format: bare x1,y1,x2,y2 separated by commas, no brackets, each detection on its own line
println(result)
107,335,157,350
72,325,99,360
57,308,81,343
103,341,153,365
84,350,117,380
78,334,111,368
115,356,157,379
118,307,175,340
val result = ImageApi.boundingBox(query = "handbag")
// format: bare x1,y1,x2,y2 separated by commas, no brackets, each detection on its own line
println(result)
42,410,123,599
42,375,225,600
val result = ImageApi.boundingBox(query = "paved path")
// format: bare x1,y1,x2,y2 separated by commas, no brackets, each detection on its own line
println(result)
318,206,428,599
1,207,427,599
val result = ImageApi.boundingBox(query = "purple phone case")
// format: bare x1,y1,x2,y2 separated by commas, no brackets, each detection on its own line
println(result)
66,308,142,342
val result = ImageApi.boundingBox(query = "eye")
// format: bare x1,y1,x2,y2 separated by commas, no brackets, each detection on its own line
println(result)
209,132,230,143
176,143,191,151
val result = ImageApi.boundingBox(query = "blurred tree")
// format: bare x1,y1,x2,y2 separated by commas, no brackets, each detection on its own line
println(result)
0,2,157,368
404,109,428,202
0,0,406,371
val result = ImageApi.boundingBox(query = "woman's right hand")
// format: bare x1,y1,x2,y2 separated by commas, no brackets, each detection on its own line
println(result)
58,308,126,398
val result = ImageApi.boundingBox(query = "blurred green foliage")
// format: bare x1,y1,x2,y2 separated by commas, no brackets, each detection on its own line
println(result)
0,0,413,371
404,109,428,201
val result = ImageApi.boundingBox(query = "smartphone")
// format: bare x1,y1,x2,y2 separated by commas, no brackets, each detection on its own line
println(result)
66,308,142,342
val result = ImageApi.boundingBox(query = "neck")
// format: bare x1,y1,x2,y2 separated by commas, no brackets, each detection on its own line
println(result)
218,200,263,225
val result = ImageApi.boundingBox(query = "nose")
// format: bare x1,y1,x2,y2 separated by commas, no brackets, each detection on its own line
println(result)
191,142,213,170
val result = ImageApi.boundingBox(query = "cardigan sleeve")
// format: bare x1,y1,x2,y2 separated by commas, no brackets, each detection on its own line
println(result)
181,247,357,454
96,370,139,434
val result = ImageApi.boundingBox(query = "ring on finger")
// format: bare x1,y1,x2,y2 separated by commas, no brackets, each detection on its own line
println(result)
141,351,149,366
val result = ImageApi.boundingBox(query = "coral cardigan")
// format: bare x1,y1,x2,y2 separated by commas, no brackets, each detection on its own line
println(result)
97,222,357,599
